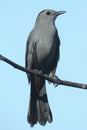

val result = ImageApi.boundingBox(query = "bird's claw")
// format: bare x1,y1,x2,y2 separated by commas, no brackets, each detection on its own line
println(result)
52,75,60,87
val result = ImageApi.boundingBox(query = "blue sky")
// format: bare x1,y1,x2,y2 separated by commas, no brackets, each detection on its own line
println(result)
0,0,87,130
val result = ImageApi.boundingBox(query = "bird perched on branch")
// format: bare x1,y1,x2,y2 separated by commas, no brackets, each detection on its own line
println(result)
25,9,65,127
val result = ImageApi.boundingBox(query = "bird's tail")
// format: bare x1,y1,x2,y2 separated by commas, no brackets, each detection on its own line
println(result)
27,76,52,127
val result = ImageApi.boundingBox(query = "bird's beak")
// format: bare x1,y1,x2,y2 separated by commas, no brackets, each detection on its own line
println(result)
55,11,66,16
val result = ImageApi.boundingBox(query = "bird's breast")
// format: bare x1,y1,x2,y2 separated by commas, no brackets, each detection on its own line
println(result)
35,33,57,69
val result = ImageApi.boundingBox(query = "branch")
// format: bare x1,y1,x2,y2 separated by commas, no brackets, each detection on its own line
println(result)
0,54,87,89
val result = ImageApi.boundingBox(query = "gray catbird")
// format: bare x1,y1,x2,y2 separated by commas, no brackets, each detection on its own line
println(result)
25,9,65,127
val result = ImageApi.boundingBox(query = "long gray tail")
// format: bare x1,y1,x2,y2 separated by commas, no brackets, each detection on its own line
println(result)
27,76,52,127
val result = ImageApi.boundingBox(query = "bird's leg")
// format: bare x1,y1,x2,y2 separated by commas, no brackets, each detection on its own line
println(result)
49,69,60,86
52,75,60,87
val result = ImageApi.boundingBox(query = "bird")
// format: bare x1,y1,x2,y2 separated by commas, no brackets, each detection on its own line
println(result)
25,9,66,127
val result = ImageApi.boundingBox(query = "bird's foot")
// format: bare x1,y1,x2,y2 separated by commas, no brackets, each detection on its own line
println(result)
49,73,60,87
52,75,60,87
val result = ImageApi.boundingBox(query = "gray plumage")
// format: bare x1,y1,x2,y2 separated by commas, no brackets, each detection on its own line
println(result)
25,9,65,127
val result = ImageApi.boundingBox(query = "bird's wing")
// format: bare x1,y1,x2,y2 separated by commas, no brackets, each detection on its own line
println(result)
25,30,36,82
25,31,32,69
49,32,60,75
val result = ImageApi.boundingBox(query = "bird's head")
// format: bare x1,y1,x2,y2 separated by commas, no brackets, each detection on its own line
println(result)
35,9,66,25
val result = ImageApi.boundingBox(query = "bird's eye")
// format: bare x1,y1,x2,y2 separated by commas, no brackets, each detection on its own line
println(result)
46,11,51,15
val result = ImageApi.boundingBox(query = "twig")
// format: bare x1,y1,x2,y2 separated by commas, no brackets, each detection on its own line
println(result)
0,54,87,89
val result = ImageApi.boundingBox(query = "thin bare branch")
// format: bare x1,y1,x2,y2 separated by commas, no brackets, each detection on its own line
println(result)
0,54,87,89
